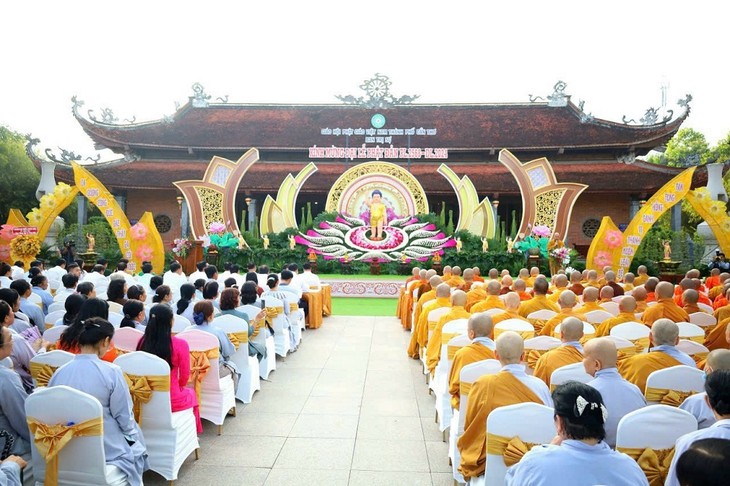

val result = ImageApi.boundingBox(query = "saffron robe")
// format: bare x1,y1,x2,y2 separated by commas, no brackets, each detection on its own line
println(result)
705,275,721,290
635,300,648,313
465,286,487,311
568,283,585,296
674,292,711,307
426,306,472,374
574,301,602,315
533,344,584,386
595,312,639,337
633,273,649,286
457,369,548,480
516,291,533,301
470,295,506,314
713,304,730,324
539,309,587,337
406,291,437,357
618,350,682,392
713,294,728,310
518,295,559,318
448,342,496,409
683,303,702,315
547,287,567,303
641,297,690,326
703,317,729,351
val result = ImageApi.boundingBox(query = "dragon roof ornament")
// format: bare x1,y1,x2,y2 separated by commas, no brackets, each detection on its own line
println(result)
336,73,419,109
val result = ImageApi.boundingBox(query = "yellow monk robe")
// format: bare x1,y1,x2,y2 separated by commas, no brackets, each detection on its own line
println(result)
446,275,465,289
458,371,543,480
574,301,603,315
533,344,584,386
524,276,536,288
406,290,438,357
622,283,635,292
518,295,560,318
641,298,690,326
548,287,567,303
401,280,425,330
490,311,528,339
426,306,472,374
470,295,506,314
618,350,683,392
539,309,587,337
683,303,702,316
448,343,496,409
585,280,601,289
704,317,730,351
709,284,725,302
634,274,649,286
416,297,452,349
635,301,648,313
595,312,640,337
714,304,730,324
465,286,487,312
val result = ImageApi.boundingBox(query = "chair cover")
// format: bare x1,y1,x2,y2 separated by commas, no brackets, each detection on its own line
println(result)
526,309,557,320
676,322,705,344
263,296,291,358
212,314,261,403
644,365,705,406
610,322,650,353
175,329,236,432
549,362,593,391
114,352,199,481
482,308,507,317
107,301,123,315
48,301,66,314
599,301,620,316
523,336,561,373
29,350,74,387
697,302,714,314
688,312,716,328
604,335,640,361
584,309,614,324
107,312,124,329
494,319,535,340
171,314,192,334
42,326,67,349
112,327,144,354
44,310,66,329
433,319,469,431
239,304,276,380
25,386,128,485
553,321,595,340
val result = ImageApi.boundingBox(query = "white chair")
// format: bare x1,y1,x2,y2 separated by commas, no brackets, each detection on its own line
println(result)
697,302,714,314
599,301,620,316
287,302,305,349
48,301,66,314
523,336,561,374
264,296,292,358
526,309,557,321
44,310,66,329
435,333,471,439
240,304,276,380
175,329,236,434
688,312,717,329
612,296,624,303
675,340,710,360
584,309,614,324
450,359,502,485
482,403,556,486
553,321,595,340
610,322,650,352
108,312,124,329
43,325,67,348
646,301,657,307
27,292,43,307
212,314,261,404
114,352,199,482
48,279,61,293
483,308,507,317
112,327,144,354
171,314,191,334
604,335,640,360
549,362,593,390
106,301,122,314
25,386,129,485
29,349,74,388
433,319,469,432
615,405,697,478
494,319,535,339
644,365,705,406
677,322,706,343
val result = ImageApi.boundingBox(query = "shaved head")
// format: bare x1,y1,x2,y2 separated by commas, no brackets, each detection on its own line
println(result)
587,270,598,281
645,278,659,292
553,274,568,288
706,349,730,372
426,269,437,278
487,280,501,295
513,279,526,291
503,292,520,310
419,269,427,279
583,287,598,302
533,277,549,295
624,273,635,284
468,312,494,338
605,271,616,283
452,266,462,276
618,296,637,313
683,289,699,305
558,290,577,309
686,269,700,279
637,265,647,274
463,268,474,281
632,286,647,301
583,337,618,373
451,290,467,306
560,317,584,342
501,275,513,287
488,268,499,279
495,331,524,364
530,267,540,276
656,281,674,299
599,286,614,300
651,318,679,346
412,267,420,276
710,268,720,277
436,283,451,298
429,276,442,288
570,271,582,283
519,268,529,278
679,278,693,290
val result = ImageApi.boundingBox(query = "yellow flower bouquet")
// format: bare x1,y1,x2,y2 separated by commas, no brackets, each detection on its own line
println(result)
10,234,41,262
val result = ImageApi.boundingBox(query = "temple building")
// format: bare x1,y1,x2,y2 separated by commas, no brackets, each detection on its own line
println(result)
54,77,696,252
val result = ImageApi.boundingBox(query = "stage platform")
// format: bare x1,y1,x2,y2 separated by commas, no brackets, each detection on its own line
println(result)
321,278,402,298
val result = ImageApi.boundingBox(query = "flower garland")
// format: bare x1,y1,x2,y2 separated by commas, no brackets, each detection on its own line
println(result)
10,235,41,262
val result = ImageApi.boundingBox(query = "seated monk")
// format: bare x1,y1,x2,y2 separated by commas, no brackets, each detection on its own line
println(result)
574,287,602,315
584,269,601,289
415,283,453,353
644,277,659,303
632,286,648,313
518,278,559,317
457,331,552,481
465,282,487,312
426,290,471,375
472,266,485,282
500,269,510,279
686,269,706,293
405,266,421,285
525,266,540,288
568,270,584,296
448,312,496,409
675,278,712,307
604,271,625,297
583,338,646,448
487,268,500,281
548,274,569,303
598,285,614,304
534,317,585,386
513,279,532,301
641,281,690,326
471,281,506,314
633,264,649,286
598,266,612,287
680,349,730,429
705,268,721,291
683,289,703,316
709,273,729,304
517,268,530,285
712,288,730,323
450,266,466,288
618,318,696,392
491,292,529,333
704,315,730,351
595,296,639,337
622,272,636,292
461,268,475,292
540,291,586,337
499,275,514,295
407,276,444,358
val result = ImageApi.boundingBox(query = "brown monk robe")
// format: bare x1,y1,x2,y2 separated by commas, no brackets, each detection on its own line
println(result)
618,319,695,392
448,313,496,409
595,296,639,337
426,290,471,375
641,281,690,326
533,317,585,386
568,270,585,296
457,331,551,481
518,278,559,317
604,271,625,297
539,291,586,337
470,281,506,314
704,316,730,351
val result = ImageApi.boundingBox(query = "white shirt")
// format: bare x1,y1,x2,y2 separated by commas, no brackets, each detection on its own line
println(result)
45,265,66,283
163,271,188,300
83,271,110,294
0,276,11,288
502,363,554,406
217,271,232,286
291,273,310,294
188,270,207,284
679,392,716,429
300,270,321,288
111,270,136,287
587,368,647,447
665,418,730,486
10,266,24,281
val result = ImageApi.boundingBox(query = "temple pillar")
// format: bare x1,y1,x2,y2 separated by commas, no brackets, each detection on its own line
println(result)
76,195,88,247
670,204,681,232
181,200,190,237
247,198,257,232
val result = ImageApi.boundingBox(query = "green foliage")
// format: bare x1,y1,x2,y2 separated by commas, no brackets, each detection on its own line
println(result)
57,216,118,261
0,127,41,223
439,202,446,227
510,210,518,238
647,128,709,167
446,209,454,234
306,202,313,227
631,224,704,276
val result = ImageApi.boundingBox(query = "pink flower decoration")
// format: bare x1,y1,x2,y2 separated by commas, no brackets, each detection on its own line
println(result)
209,222,226,234
604,230,623,249
0,225,15,241
0,245,10,259
130,222,149,241
593,251,613,268
134,244,153,261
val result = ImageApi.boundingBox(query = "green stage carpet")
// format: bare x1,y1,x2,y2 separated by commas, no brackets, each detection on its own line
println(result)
331,297,397,316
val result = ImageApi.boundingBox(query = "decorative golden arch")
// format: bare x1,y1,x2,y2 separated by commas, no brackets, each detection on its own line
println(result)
498,149,588,238
437,165,496,238
260,163,318,235
685,187,730,255
586,167,695,278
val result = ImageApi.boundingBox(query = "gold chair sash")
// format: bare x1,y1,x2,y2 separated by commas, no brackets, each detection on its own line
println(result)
525,349,548,369
617,446,675,486
644,387,695,407
46,343,57,351
680,335,705,344
486,433,539,467
264,306,284,327
189,348,219,404
289,303,300,312
447,345,463,360
629,337,651,354
45,323,55,330
27,416,104,486
427,320,438,331
441,332,461,345
123,373,170,425
227,331,249,350
251,317,264,338
30,362,57,387
527,318,546,334
692,352,709,368
115,348,131,356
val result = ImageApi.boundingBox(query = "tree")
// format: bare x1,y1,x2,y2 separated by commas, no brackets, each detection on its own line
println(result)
0,127,40,223
647,128,709,167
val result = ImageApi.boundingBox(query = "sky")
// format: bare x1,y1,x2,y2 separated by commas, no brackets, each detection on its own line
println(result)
2,1,728,159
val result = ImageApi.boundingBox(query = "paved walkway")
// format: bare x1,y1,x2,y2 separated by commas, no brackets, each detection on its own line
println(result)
145,316,451,485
